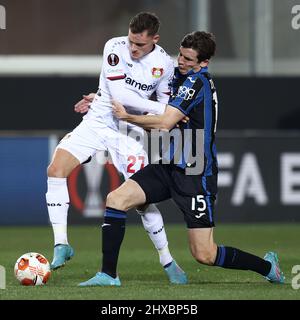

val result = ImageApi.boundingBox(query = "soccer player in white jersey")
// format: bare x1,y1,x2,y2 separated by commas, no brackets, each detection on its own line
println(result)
46,12,187,284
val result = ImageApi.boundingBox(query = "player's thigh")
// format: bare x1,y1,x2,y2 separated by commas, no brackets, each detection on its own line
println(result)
171,190,217,261
107,179,147,210
48,148,80,177
57,120,106,165
130,164,171,204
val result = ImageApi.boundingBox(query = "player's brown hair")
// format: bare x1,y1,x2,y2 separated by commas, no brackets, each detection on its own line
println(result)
129,12,160,36
181,31,216,62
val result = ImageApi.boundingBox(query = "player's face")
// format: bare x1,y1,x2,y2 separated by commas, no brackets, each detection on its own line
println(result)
128,30,159,60
177,47,208,74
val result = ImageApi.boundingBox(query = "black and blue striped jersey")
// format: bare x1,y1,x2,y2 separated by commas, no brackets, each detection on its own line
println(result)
165,66,218,177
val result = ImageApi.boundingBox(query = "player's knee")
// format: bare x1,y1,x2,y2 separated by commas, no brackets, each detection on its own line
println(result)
106,190,130,211
47,163,67,178
106,191,118,208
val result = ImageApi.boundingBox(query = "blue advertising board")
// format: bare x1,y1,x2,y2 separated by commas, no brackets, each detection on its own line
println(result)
1,132,300,225
0,137,49,225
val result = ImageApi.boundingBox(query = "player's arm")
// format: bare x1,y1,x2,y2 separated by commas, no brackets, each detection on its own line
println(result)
107,79,166,114
112,100,184,131
112,75,203,129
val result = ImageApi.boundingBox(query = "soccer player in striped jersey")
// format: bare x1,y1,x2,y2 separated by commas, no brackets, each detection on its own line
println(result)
79,31,284,286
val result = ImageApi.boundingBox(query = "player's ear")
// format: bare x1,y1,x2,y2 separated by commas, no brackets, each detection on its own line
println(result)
200,59,209,67
152,34,160,44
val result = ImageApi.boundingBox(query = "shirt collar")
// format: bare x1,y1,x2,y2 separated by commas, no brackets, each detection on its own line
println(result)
187,66,208,75
176,66,208,77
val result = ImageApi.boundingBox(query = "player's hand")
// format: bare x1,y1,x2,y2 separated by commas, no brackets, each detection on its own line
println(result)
182,116,189,123
74,93,95,113
112,100,128,119
176,116,190,127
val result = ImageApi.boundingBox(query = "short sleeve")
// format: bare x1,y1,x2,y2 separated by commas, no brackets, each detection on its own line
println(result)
168,76,204,115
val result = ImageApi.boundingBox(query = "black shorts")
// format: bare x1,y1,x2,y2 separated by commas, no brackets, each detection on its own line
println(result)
130,164,217,228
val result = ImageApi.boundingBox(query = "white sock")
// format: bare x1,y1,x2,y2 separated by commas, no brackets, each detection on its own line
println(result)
138,204,173,267
46,177,69,246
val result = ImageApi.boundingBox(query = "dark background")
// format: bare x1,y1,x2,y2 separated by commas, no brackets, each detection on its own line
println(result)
1,76,299,131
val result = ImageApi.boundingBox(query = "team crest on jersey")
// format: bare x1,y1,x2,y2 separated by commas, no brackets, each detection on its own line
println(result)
107,54,119,66
152,68,164,78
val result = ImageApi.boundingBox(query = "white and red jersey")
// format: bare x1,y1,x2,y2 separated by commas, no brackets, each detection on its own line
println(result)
84,36,174,130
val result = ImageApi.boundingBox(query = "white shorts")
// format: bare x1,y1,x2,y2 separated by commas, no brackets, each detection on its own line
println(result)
57,119,148,179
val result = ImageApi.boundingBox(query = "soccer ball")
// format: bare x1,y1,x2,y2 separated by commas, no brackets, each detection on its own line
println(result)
14,252,51,286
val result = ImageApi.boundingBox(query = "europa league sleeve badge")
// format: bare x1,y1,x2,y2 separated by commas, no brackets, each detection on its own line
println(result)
108,53,120,66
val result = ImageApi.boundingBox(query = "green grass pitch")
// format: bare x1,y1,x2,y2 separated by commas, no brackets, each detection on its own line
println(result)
0,223,299,300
